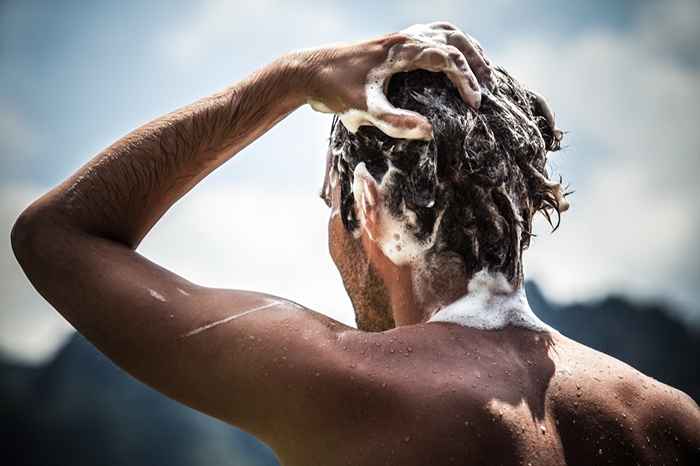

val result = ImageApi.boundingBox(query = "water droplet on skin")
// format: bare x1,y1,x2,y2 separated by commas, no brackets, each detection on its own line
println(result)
381,382,387,388
315,372,320,377
390,348,395,354
464,421,470,427
540,425,547,434
403,436,411,443
598,448,603,455
248,335,255,340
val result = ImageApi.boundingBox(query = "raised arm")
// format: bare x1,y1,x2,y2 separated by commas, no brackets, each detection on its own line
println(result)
11,23,492,450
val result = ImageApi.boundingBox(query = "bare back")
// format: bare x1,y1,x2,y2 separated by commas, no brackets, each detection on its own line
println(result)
280,325,700,466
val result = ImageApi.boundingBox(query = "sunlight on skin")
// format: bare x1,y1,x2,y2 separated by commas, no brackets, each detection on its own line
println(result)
179,301,283,338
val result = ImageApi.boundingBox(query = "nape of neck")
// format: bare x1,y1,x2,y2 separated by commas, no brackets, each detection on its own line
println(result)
427,270,551,332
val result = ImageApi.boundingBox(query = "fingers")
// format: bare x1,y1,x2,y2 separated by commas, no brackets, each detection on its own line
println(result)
531,91,562,142
397,22,493,107
354,84,433,140
374,109,433,140
446,31,494,90
394,44,481,109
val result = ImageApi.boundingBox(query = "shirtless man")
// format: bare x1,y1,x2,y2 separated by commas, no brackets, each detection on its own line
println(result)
11,22,699,466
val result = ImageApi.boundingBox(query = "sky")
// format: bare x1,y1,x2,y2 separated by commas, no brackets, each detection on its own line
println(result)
1,0,699,363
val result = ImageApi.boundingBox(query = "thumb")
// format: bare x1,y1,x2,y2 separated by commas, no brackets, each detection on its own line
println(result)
366,85,433,140
372,105,433,140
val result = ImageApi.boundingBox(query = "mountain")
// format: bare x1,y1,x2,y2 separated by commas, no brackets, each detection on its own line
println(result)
526,282,700,401
1,285,698,465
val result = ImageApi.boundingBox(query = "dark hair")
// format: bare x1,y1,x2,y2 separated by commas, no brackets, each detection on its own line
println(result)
323,68,569,286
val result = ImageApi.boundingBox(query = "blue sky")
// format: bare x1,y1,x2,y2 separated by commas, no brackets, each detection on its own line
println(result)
2,0,699,362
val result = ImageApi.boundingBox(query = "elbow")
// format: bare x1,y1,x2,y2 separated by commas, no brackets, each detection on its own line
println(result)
11,206,39,266
11,203,53,271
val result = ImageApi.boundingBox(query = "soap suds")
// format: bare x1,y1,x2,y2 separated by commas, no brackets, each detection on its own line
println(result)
429,270,551,332
352,162,444,266
180,301,282,338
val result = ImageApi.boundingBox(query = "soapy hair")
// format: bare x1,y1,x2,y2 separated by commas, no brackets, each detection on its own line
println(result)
323,68,569,286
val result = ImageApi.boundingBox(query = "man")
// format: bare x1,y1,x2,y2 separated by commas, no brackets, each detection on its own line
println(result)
11,22,699,466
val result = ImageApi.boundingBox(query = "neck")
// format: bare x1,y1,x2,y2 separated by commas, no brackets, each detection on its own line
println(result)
390,264,550,332
428,270,550,331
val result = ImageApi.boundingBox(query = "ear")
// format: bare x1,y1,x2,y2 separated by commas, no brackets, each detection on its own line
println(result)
352,163,382,239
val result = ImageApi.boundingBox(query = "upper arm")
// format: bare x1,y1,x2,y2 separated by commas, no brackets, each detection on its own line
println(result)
12,210,355,445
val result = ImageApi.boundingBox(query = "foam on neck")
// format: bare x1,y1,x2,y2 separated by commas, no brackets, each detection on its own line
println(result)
428,270,550,332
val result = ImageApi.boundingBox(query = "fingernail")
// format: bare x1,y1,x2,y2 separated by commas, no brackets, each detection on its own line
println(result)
473,92,482,110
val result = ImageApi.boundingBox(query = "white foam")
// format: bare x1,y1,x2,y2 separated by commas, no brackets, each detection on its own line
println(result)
352,162,443,266
428,270,551,332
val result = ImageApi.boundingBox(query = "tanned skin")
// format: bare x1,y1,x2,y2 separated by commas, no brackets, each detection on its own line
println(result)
11,22,699,466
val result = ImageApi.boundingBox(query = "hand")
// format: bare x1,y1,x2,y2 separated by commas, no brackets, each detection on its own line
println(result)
302,22,494,140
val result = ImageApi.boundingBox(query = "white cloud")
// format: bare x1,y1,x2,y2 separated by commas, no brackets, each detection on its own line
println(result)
0,107,37,161
158,0,359,68
139,184,356,326
498,1,700,322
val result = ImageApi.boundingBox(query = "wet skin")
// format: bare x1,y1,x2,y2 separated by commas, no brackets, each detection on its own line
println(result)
11,23,699,466
272,324,699,466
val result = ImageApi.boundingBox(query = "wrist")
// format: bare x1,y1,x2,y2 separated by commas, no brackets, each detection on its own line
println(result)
275,49,328,108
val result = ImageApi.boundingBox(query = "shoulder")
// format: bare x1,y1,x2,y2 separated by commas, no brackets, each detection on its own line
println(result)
639,380,700,456
550,333,700,461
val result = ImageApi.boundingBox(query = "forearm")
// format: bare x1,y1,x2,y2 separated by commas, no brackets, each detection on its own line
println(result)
20,54,311,248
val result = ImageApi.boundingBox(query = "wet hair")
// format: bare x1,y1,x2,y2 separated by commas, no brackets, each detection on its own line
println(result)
323,68,569,286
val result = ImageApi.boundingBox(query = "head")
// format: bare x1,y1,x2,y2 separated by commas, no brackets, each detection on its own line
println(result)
322,68,568,331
